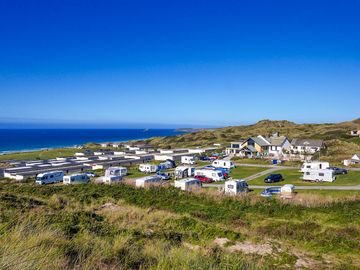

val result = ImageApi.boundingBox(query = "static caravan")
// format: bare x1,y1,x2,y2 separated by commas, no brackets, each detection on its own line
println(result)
35,171,64,185
174,178,202,191
135,175,162,187
302,169,335,182
139,164,158,173
301,162,329,173
224,180,249,195
212,160,235,169
174,166,195,179
181,156,196,165
63,173,90,185
103,167,127,184
194,169,224,182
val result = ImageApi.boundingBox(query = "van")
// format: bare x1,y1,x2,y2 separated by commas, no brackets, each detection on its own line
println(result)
302,169,335,182
194,169,224,182
63,173,90,185
35,171,64,185
212,160,235,169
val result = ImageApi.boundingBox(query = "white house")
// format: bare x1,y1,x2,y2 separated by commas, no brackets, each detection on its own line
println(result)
267,133,291,157
350,130,360,137
225,141,245,156
291,139,325,154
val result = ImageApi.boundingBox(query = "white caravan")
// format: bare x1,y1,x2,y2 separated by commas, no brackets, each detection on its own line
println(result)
301,161,330,173
212,160,235,169
302,169,335,182
63,173,90,185
103,167,127,184
280,184,295,194
224,180,249,195
174,178,202,191
194,169,224,182
174,166,195,179
35,171,64,185
139,164,158,174
181,156,196,165
135,175,163,187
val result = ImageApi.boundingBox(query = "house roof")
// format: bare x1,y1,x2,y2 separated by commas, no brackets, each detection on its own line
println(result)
291,139,324,148
267,136,288,146
250,136,269,147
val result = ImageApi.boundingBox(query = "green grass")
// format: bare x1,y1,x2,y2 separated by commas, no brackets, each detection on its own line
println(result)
0,181,359,268
249,169,360,186
0,148,80,161
230,166,269,179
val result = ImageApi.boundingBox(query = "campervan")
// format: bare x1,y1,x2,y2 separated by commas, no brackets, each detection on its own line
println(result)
174,166,195,179
194,169,224,182
181,156,196,165
302,169,335,182
212,160,235,169
301,162,330,173
35,171,64,185
103,167,127,184
63,173,90,185
224,180,249,195
174,178,202,191
139,164,158,173
135,175,162,187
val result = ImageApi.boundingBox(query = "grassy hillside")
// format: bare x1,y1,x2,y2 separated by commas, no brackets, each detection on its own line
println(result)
0,180,359,269
141,118,360,163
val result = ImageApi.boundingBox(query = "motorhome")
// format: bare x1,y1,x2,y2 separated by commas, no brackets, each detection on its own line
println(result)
301,162,330,173
174,178,202,191
139,164,158,173
174,166,195,179
302,169,335,182
224,180,249,195
194,169,224,182
135,175,162,187
103,167,127,184
181,156,196,165
212,160,235,169
63,173,90,185
35,171,64,185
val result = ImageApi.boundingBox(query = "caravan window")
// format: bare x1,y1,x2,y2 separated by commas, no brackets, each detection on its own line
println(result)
227,184,234,189
217,173,222,177
319,173,324,176
306,172,310,175
50,175,54,178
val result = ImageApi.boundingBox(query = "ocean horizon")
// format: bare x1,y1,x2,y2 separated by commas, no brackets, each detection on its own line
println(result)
0,129,184,154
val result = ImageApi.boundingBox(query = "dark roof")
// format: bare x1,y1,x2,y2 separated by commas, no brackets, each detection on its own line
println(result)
291,139,324,147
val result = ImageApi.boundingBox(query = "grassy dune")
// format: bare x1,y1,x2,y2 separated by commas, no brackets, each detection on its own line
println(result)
1,181,359,269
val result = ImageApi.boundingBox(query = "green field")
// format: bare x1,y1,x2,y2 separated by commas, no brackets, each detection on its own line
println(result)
0,181,359,269
0,148,80,161
249,169,360,186
230,166,269,179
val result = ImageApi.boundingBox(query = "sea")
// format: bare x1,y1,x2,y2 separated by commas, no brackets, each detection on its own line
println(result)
0,129,184,154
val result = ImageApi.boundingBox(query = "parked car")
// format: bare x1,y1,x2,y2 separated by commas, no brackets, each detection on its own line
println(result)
156,172,170,180
194,175,213,183
264,174,283,183
199,156,210,161
328,167,348,175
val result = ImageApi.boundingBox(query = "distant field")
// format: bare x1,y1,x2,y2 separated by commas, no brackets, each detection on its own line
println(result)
0,148,79,161
249,169,360,186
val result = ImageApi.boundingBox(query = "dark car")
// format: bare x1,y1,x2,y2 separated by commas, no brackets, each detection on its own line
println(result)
194,175,213,183
264,174,283,183
199,156,210,161
328,167,348,175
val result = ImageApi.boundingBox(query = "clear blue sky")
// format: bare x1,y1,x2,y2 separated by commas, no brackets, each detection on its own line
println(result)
0,0,359,128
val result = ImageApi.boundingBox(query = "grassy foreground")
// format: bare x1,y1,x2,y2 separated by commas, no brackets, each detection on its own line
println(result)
1,180,359,269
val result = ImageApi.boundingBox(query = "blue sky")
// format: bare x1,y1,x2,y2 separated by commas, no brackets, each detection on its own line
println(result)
0,0,359,128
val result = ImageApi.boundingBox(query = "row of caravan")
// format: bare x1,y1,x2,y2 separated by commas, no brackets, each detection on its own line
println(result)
174,166,226,181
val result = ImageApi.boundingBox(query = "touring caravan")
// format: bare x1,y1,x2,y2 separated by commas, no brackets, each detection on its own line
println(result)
63,173,90,185
174,178,202,191
35,171,64,185
139,164,158,174
224,180,249,195
212,160,235,169
302,169,335,182
181,156,196,165
135,175,162,187
194,169,224,182
301,162,330,173
103,167,127,184
174,166,195,179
